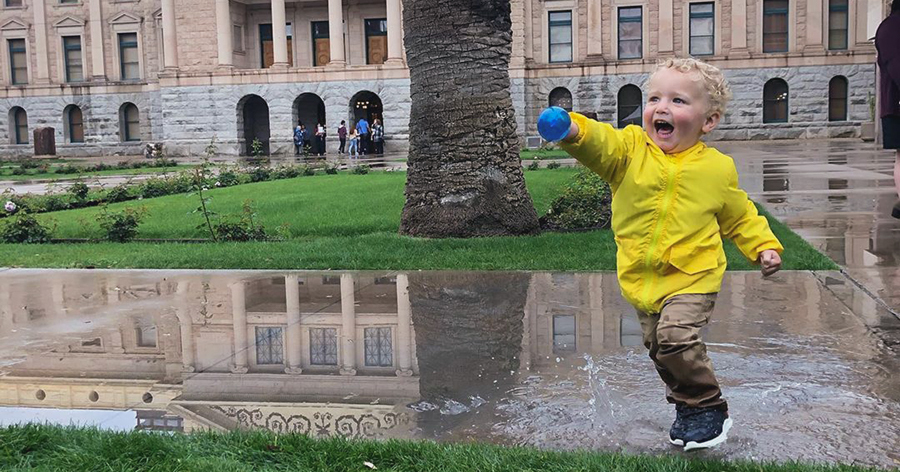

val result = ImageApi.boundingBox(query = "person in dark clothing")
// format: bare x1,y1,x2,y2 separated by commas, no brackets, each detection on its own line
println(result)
371,119,385,155
875,0,900,218
293,124,303,156
338,120,347,155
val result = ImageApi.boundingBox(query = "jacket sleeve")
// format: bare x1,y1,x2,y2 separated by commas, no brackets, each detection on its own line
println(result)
878,21,900,88
558,112,632,187
717,160,784,262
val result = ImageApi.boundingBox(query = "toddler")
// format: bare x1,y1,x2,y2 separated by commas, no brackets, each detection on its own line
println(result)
539,58,784,450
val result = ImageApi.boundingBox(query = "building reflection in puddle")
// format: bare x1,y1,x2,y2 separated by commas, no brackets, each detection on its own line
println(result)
0,270,898,468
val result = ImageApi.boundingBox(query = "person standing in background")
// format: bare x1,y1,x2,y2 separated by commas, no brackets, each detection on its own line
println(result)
874,0,900,218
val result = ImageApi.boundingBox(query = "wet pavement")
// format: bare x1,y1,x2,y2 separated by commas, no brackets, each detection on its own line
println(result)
0,269,898,469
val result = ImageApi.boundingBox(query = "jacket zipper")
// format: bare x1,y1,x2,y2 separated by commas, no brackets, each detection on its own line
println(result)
640,155,681,312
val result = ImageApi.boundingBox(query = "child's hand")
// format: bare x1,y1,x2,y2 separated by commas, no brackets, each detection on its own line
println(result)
759,250,782,276
537,107,579,142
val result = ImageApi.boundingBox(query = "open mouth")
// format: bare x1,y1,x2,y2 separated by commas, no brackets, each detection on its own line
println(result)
654,120,675,139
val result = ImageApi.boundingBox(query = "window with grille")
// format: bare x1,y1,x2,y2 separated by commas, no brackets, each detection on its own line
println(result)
548,10,572,63
762,0,788,53
365,18,387,65
828,76,848,121
63,36,83,82
310,328,338,365
12,107,27,144
618,7,642,59
118,33,139,80
9,38,27,85
617,85,642,128
364,327,393,367
763,78,789,123
549,87,573,111
121,103,140,141
67,106,84,143
828,0,848,50
689,3,714,56
255,327,284,364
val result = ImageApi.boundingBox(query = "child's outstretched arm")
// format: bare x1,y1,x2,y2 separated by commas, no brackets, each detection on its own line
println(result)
537,107,633,187
717,161,784,277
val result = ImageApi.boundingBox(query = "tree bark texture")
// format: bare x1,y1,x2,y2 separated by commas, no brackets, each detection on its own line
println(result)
400,0,540,237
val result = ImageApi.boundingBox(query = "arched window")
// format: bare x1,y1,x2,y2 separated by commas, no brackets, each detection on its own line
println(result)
617,85,642,129
828,76,848,122
548,87,573,111
64,105,84,143
763,78,788,123
120,103,140,142
10,107,28,144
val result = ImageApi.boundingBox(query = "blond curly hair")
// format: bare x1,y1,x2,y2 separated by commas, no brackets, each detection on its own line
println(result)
647,58,732,117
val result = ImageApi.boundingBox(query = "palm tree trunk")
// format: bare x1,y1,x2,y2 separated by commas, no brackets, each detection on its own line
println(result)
399,0,540,237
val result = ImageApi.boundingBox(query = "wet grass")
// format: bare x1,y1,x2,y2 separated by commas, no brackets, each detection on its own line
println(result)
0,425,885,472
0,169,837,271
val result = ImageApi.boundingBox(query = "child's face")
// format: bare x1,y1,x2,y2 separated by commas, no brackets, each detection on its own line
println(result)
642,68,720,154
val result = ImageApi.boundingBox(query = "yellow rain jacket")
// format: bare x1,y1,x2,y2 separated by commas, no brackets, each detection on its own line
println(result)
560,113,784,314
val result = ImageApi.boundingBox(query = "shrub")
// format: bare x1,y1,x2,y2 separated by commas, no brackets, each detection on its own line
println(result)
214,200,268,242
302,165,316,176
272,165,301,180
527,159,540,171
68,182,89,201
324,162,340,175
154,158,178,167
547,161,562,170
97,206,147,242
105,184,131,203
216,168,242,187
1,212,53,243
54,164,80,174
539,168,612,231
140,177,173,198
41,194,71,212
248,166,272,183
17,159,41,170
351,164,370,175
11,167,26,175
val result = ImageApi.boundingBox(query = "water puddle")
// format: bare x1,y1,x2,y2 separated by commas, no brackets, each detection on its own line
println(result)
0,269,898,468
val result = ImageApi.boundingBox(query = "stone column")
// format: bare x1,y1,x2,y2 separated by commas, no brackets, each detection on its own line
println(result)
230,281,249,374
284,275,303,374
339,274,357,375
162,0,179,69
32,0,50,83
88,0,105,80
271,0,289,67
804,0,824,51
176,281,195,373
658,0,674,55
327,0,346,66
523,0,533,61
394,274,413,376
216,0,234,67
730,0,750,55
586,0,603,58
385,0,403,64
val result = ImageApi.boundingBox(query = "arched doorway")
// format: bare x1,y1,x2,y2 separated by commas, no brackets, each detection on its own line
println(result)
617,84,642,129
293,93,325,129
548,87,573,111
349,91,383,129
237,94,270,155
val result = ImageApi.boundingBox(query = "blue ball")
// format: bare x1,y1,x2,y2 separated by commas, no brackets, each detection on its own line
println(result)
537,107,572,142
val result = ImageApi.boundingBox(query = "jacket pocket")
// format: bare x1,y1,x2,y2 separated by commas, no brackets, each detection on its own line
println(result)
668,244,721,275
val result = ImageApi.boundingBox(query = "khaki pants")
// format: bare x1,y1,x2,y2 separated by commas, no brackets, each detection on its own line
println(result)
637,293,727,410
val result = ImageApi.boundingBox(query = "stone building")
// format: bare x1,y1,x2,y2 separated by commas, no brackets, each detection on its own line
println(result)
0,0,888,158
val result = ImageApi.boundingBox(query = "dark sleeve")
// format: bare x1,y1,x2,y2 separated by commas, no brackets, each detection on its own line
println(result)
878,21,900,87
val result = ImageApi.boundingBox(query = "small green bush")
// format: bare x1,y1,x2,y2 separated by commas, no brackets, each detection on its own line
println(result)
41,194,71,212
351,164,370,175
249,166,273,182
214,200,268,242
16,159,41,170
216,169,241,187
324,162,340,175
68,182,89,201
1,212,53,243
97,206,147,242
302,165,316,176
10,167,26,175
105,184,131,203
539,168,612,231
54,164,80,174
547,161,562,170
140,178,172,198
273,166,301,179
527,159,540,171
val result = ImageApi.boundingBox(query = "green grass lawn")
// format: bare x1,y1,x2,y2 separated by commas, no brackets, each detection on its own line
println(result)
0,425,885,472
0,164,193,181
0,169,836,271
520,149,570,160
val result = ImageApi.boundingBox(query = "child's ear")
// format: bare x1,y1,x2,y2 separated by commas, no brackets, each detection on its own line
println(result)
702,112,721,134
